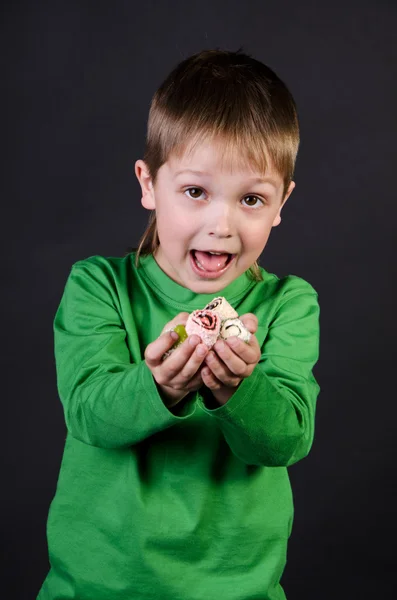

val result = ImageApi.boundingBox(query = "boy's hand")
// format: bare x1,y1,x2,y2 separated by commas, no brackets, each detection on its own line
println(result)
201,313,260,406
145,313,208,409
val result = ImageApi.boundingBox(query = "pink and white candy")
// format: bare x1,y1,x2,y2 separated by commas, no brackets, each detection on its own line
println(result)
204,296,238,320
185,309,221,349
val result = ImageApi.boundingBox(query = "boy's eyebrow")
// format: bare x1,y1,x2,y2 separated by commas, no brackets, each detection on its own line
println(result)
174,169,279,188
174,169,206,177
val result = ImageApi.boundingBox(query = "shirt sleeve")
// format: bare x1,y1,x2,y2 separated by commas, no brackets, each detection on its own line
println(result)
197,283,320,467
53,261,196,449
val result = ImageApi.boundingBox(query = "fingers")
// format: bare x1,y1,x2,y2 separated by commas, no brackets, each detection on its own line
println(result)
183,368,205,392
203,333,261,386
158,336,205,384
217,334,260,370
146,333,209,389
145,330,180,368
201,366,225,390
146,312,191,368
204,349,242,388
239,312,258,334
159,366,204,407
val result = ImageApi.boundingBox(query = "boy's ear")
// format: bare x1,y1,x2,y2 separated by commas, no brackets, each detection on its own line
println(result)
272,181,295,227
135,160,155,209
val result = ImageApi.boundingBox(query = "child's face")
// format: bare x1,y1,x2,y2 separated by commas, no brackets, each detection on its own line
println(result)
136,141,295,294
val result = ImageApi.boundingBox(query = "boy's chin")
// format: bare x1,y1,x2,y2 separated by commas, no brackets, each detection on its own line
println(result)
186,275,233,295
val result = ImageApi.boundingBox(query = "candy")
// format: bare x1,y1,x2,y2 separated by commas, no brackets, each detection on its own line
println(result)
185,309,221,348
162,297,251,360
173,324,188,343
219,318,251,343
204,296,238,320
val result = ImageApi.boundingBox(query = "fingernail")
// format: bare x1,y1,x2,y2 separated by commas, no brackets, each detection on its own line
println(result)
196,345,207,356
228,337,238,347
170,331,179,341
189,336,198,347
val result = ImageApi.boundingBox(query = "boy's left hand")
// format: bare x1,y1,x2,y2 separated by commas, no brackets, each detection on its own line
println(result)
201,313,261,406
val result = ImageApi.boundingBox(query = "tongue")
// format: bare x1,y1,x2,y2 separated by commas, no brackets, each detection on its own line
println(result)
194,251,229,272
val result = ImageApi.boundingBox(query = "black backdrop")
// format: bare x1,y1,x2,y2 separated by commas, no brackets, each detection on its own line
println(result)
2,1,397,598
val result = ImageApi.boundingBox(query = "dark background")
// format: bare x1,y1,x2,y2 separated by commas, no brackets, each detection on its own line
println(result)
2,0,396,598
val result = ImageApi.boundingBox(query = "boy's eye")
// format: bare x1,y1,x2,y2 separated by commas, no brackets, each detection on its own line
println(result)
241,196,264,208
184,187,205,200
184,188,264,207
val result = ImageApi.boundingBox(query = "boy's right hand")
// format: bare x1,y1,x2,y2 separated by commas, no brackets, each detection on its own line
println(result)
144,313,208,409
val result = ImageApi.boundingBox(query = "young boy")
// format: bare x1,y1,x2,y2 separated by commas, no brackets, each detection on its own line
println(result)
38,49,320,600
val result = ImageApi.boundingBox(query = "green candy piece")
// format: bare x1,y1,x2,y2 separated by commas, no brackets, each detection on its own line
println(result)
173,324,188,344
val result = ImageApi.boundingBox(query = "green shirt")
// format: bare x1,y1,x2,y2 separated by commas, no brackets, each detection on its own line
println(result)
38,252,320,600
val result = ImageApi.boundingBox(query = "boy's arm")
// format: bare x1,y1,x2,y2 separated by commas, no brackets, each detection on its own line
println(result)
198,286,320,467
53,262,196,449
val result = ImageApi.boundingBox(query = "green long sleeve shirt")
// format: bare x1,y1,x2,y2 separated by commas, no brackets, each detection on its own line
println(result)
38,252,320,600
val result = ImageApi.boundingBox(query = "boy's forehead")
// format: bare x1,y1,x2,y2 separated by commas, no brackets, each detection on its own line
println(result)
168,140,281,182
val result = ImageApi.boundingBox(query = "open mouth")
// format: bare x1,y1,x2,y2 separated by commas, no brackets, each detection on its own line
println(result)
190,250,235,278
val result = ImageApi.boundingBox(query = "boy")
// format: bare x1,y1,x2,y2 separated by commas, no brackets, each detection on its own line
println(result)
38,49,320,600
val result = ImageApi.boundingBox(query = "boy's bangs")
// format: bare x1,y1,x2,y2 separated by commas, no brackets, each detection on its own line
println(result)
168,126,274,179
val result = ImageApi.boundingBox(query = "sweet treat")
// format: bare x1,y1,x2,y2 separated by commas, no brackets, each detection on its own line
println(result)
173,324,188,344
162,297,251,360
204,296,238,320
219,318,251,342
185,309,221,348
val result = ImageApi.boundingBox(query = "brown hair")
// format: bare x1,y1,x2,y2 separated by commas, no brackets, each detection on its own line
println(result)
133,48,300,281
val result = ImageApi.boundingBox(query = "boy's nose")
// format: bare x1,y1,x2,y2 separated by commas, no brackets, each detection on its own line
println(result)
207,204,235,238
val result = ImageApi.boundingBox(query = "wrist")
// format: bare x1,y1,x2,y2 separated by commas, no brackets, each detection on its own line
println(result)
202,384,238,408
156,382,188,409
210,387,235,405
